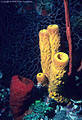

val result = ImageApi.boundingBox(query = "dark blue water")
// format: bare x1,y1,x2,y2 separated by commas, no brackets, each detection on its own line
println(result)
0,0,81,119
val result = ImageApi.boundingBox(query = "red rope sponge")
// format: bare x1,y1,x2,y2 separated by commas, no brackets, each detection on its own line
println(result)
64,0,72,76
10,75,34,120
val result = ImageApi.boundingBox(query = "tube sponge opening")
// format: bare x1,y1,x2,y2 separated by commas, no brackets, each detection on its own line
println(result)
36,73,49,87
53,52,69,68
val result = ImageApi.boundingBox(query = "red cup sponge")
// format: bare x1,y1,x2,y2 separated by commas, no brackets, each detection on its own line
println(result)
10,75,34,120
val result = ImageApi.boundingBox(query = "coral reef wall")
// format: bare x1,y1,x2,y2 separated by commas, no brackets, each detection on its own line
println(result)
0,0,81,119
0,0,81,87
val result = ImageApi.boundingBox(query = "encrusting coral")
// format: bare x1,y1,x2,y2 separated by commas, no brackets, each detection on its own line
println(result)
23,100,53,120
38,24,69,103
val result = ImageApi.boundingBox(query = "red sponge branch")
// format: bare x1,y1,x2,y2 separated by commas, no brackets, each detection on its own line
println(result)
64,0,72,76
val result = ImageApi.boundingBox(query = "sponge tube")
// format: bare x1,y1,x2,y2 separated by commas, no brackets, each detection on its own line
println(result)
47,25,60,61
48,52,69,103
39,29,51,78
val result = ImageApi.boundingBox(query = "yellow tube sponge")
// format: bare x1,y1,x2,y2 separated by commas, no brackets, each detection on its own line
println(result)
48,52,69,103
39,29,51,78
47,25,60,61
53,52,69,69
36,73,49,87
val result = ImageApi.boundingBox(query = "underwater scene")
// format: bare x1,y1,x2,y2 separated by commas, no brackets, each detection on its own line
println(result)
0,0,82,120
